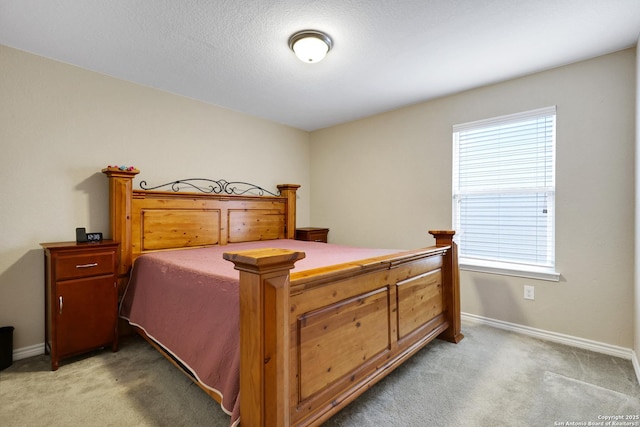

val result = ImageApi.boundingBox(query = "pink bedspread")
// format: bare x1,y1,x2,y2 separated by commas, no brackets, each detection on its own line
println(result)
119,239,398,426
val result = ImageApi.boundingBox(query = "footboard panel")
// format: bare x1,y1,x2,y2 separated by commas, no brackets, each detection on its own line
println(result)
288,248,449,426
297,286,391,401
223,231,462,427
396,268,443,339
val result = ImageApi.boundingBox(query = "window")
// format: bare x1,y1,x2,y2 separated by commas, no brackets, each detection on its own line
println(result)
452,106,559,281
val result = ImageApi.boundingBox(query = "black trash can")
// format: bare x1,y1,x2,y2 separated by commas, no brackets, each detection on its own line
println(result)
0,326,14,370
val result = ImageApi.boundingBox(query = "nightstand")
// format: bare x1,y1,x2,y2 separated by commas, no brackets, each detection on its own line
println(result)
41,240,119,370
295,227,330,243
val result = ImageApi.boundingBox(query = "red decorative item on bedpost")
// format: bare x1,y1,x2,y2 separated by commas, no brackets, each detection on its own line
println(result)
223,248,306,427
429,230,464,344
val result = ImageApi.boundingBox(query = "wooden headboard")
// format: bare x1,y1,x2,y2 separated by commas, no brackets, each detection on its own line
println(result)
102,167,299,294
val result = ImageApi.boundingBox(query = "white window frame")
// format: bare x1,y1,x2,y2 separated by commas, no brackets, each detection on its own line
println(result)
452,106,560,282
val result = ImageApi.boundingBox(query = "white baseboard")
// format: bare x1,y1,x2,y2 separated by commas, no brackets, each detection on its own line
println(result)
13,342,44,361
632,350,640,386
461,312,634,360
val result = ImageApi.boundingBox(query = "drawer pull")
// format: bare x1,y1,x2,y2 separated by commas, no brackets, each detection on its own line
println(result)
76,263,98,269
59,296,63,314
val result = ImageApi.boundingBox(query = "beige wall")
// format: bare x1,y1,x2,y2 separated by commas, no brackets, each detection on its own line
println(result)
0,45,311,350
1,43,637,356
311,49,636,348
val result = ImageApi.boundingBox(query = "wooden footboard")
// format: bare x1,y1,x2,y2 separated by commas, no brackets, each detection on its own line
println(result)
224,231,462,427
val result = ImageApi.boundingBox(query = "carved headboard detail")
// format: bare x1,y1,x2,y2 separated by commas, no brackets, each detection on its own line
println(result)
101,167,299,294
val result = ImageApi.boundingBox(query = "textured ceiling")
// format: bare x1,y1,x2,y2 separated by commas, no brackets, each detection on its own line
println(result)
1,0,639,131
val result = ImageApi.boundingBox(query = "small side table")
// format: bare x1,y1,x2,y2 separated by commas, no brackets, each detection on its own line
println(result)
295,227,329,243
41,240,119,370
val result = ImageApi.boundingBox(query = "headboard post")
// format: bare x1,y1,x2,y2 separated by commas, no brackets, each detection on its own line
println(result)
429,230,464,344
102,167,139,294
277,184,300,239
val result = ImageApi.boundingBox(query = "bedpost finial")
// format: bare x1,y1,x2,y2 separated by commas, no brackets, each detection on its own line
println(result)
102,166,140,178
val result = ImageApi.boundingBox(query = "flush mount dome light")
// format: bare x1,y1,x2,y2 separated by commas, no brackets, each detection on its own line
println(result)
288,30,333,63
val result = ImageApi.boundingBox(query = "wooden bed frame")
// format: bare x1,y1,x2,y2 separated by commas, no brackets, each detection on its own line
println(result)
102,167,463,427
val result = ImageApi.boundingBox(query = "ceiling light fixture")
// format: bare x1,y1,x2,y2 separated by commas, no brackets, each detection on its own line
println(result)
288,30,333,63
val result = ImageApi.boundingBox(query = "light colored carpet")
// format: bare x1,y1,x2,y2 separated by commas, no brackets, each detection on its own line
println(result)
323,323,640,426
0,334,229,426
1,322,638,426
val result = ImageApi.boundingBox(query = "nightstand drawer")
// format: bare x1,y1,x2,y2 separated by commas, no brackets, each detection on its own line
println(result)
55,251,116,280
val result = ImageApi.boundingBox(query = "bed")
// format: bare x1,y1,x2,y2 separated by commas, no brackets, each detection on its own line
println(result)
102,166,463,427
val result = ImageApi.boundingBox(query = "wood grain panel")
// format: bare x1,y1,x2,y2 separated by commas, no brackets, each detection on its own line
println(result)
396,269,443,339
297,287,390,400
228,209,284,242
140,209,220,250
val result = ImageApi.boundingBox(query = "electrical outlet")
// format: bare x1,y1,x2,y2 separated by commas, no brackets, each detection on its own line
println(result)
524,285,535,300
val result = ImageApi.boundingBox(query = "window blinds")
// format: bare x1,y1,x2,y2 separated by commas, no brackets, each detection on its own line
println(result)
453,106,556,269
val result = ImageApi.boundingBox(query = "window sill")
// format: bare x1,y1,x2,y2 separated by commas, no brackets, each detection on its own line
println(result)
460,259,560,282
